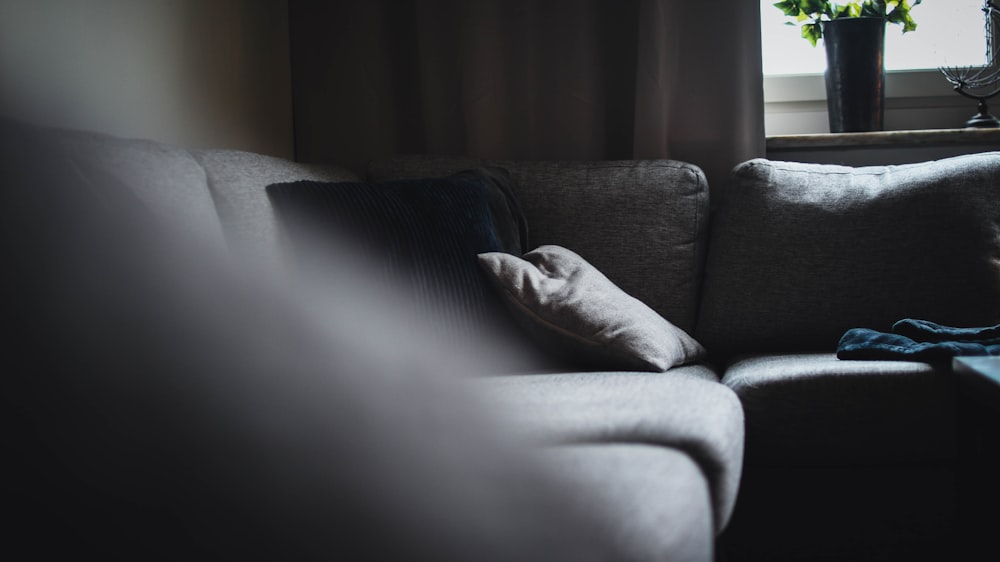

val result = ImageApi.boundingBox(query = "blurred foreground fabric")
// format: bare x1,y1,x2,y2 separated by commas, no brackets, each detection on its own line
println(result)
0,121,618,561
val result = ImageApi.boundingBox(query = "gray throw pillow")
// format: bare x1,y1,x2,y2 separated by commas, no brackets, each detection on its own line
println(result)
478,245,706,372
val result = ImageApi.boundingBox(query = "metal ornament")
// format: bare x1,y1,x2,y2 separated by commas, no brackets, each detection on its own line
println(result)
940,1,1000,128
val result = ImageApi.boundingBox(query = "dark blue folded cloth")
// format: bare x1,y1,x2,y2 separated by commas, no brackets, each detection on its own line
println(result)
838,319,1000,361
890,319,1000,344
837,328,1000,361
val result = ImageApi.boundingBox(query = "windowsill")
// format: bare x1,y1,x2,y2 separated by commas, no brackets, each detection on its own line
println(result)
763,71,980,136
764,70,957,103
767,128,1000,151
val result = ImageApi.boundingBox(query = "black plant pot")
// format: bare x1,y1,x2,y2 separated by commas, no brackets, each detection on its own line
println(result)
822,17,886,133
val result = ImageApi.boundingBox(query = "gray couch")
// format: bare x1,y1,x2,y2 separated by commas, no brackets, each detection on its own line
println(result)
205,149,748,560
8,122,998,561
370,154,1000,561
213,153,745,561
702,156,1000,561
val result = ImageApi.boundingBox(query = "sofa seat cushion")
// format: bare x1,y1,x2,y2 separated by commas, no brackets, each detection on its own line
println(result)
722,353,957,466
698,154,1000,356
543,443,713,562
476,367,743,532
370,156,709,334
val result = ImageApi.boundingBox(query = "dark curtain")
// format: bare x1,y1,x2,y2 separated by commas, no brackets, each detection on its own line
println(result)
289,0,765,200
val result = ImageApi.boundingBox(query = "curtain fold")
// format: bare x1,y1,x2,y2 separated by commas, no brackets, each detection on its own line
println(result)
289,0,765,200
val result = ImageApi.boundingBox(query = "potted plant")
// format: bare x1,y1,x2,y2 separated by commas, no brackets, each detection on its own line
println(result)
772,1,923,132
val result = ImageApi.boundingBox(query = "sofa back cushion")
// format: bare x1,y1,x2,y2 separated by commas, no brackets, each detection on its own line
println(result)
369,157,709,334
193,150,362,262
52,128,227,250
697,154,1000,355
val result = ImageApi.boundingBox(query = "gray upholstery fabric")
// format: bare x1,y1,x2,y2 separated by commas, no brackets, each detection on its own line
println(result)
723,353,956,466
476,368,743,532
193,149,361,262
543,444,713,562
4,125,627,561
478,245,705,372
698,154,1000,355
723,465,956,561
369,156,709,334
55,129,226,249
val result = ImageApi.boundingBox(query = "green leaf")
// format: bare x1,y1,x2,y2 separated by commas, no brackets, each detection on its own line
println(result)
773,0,800,16
801,0,829,16
886,0,918,33
861,1,883,18
802,22,823,46
834,3,861,18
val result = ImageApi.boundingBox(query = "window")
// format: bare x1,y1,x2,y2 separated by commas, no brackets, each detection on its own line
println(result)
760,1,996,134
761,0,989,75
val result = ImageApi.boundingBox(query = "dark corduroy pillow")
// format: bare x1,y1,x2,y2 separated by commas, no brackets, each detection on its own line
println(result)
266,168,527,335
697,154,1000,356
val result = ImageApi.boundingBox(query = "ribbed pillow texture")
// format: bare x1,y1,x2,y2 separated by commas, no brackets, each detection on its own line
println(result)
266,169,525,335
